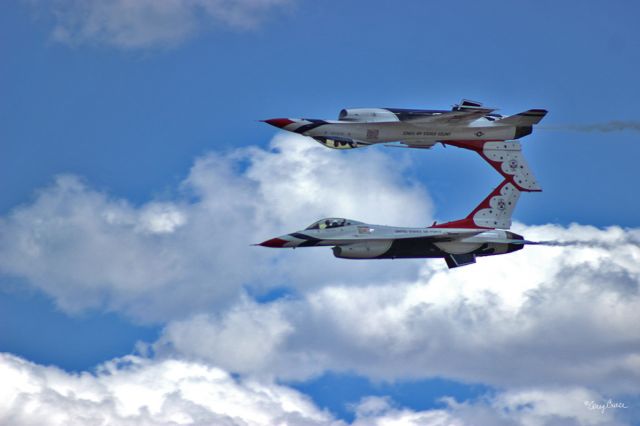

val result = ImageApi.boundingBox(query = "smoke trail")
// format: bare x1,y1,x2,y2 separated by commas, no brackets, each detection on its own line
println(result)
541,121,640,133
535,240,640,249
536,240,603,247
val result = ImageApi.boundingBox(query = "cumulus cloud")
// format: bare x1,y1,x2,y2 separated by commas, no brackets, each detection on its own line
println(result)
0,353,629,426
2,133,640,425
33,0,292,49
0,133,431,322
351,392,631,426
0,353,337,426
155,222,640,394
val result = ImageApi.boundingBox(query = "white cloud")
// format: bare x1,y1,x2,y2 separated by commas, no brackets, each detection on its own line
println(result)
349,391,629,426
0,353,337,426
0,353,630,426
2,133,640,425
137,203,187,234
35,0,292,49
0,133,431,322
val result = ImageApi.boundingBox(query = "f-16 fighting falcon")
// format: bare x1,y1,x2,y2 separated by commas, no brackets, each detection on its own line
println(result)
263,99,546,150
257,176,538,269
263,99,546,192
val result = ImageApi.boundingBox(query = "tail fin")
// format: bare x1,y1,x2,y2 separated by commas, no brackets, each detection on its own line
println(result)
432,179,520,230
498,109,548,126
444,140,541,192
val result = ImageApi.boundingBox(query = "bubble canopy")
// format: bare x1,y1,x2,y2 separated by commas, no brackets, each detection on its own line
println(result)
304,218,364,230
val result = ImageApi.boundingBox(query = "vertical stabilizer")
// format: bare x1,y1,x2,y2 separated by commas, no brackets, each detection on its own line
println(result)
444,140,541,192
432,179,520,230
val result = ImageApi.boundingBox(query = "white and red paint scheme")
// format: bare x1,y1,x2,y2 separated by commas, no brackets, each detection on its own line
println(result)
263,99,547,152
259,100,546,268
257,176,537,269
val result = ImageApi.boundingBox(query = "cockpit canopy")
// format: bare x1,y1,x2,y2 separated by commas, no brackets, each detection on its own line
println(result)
305,218,363,230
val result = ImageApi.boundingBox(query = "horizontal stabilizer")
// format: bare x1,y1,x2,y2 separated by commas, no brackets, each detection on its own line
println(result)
498,109,547,126
444,253,476,268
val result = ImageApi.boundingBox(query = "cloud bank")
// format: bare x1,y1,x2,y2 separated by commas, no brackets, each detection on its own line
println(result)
0,353,628,425
33,0,292,49
154,222,640,393
0,353,335,426
1,133,639,425
0,134,431,322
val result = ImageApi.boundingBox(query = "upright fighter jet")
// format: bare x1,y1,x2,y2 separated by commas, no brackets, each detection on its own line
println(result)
263,99,546,150
257,176,537,269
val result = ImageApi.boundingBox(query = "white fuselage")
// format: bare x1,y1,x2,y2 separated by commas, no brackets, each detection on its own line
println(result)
259,219,524,260
300,118,520,147
264,104,545,149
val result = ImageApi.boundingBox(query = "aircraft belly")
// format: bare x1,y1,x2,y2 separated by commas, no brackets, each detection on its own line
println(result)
383,125,516,143
374,238,448,259
372,239,509,259
434,241,482,254
433,127,514,141
307,123,516,145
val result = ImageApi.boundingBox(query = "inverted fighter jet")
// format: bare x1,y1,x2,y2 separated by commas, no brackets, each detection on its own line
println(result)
257,177,538,269
263,99,547,150
265,100,545,192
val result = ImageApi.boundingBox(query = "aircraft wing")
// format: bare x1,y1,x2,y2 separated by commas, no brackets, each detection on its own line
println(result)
403,108,495,126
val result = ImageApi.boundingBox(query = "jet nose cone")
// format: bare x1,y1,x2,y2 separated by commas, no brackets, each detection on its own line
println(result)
262,118,295,129
258,237,288,248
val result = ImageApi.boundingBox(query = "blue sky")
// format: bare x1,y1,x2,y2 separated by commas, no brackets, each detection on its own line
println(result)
1,1,640,425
